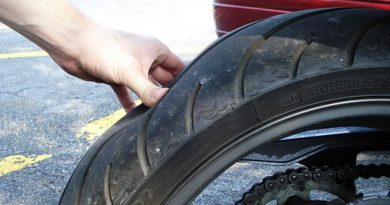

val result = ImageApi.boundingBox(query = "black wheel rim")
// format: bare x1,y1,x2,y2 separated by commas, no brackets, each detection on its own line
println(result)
167,98,390,204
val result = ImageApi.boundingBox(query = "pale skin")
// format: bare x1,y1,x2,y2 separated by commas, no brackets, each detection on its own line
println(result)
0,0,185,112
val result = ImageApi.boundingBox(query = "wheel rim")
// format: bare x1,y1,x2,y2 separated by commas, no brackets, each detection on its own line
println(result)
167,98,390,204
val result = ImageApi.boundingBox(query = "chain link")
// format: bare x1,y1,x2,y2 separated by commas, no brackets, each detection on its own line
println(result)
236,164,390,205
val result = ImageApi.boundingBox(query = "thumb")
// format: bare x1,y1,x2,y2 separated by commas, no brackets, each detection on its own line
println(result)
126,72,168,107
140,84,168,107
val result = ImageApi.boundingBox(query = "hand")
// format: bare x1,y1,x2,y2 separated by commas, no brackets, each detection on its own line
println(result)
0,0,185,112
49,26,185,112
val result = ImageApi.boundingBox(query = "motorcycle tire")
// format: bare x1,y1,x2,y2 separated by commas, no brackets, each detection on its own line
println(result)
60,8,390,205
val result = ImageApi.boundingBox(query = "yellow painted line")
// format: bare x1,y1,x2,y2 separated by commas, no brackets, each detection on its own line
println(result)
0,154,51,177
0,51,48,59
77,99,142,141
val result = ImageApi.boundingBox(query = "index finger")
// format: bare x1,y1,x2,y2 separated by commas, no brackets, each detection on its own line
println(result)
160,52,185,76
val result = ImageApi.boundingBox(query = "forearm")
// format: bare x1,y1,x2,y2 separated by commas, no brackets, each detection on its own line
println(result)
0,0,93,55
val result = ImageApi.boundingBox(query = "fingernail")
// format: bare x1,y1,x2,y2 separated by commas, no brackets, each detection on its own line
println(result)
152,87,168,102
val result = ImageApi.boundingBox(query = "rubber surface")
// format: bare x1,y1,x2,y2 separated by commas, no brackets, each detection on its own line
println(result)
60,8,390,205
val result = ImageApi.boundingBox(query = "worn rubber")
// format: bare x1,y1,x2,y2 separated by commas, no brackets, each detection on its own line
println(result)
60,8,390,205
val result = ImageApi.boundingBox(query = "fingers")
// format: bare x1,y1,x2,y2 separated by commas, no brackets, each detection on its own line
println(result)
150,66,174,86
111,84,136,112
111,54,180,109
121,50,183,107
159,51,185,76
141,85,168,107
124,69,169,107
149,51,185,87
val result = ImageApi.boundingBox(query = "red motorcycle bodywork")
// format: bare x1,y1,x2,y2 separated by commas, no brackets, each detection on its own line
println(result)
214,0,390,36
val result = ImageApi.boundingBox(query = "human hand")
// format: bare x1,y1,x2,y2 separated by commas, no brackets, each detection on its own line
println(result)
0,0,184,112
49,26,185,112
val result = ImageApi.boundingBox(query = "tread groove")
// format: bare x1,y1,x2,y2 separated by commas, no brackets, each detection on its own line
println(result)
68,114,144,205
345,16,390,67
137,110,155,176
185,82,203,136
234,8,347,104
234,37,265,104
291,37,313,79
104,163,113,205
